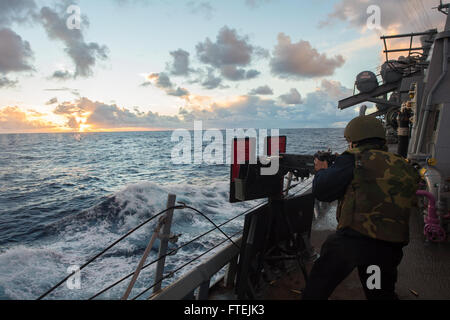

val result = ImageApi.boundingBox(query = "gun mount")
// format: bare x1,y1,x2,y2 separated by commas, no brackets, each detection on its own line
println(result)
229,136,333,203
228,135,319,298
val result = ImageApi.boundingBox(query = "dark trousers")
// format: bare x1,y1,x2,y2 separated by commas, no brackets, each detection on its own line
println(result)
302,229,404,300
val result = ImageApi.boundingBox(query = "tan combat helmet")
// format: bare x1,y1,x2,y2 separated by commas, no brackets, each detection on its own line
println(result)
344,116,386,142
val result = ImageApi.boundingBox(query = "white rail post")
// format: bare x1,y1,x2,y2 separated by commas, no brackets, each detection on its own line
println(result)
284,172,293,197
121,217,164,300
197,280,210,300
224,255,239,287
153,193,176,294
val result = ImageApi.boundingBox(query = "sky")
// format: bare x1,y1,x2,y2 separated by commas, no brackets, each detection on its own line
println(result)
0,0,445,133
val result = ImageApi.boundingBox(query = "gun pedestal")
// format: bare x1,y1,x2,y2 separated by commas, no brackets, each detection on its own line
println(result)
230,136,318,299
235,191,316,299
263,194,316,283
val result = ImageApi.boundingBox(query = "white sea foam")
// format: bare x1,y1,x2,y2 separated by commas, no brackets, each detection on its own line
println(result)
0,176,337,300
0,179,251,299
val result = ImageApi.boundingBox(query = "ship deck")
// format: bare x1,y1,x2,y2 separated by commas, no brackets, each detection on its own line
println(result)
210,206,450,300
266,209,450,300
209,143,450,300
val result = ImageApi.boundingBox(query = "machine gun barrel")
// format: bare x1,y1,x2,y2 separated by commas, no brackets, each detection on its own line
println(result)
279,154,315,179
229,138,337,202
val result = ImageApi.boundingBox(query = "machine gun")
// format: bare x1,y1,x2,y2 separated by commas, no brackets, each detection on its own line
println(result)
229,136,336,203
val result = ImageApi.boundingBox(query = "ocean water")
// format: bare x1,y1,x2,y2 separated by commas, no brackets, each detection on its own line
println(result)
0,128,346,300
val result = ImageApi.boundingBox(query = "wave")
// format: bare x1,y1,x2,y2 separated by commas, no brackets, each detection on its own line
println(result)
0,176,333,300
0,179,249,299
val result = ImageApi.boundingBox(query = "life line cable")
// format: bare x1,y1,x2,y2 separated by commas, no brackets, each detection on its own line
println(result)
36,204,185,300
131,230,243,300
88,200,268,299
38,199,268,300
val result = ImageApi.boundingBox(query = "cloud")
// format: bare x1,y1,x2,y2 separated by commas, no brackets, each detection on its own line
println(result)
48,80,355,130
112,0,153,6
160,26,267,89
201,68,223,89
88,104,181,130
44,87,80,97
45,97,58,105
179,95,303,128
53,97,182,130
178,95,282,125
167,87,190,97
327,32,381,60
279,88,303,105
320,0,444,61
190,67,230,90
167,49,192,76
179,79,358,128
249,85,273,95
270,33,345,79
219,65,261,81
220,65,246,81
196,26,265,81
0,106,56,132
0,0,108,82
0,28,34,74
144,72,173,88
245,0,272,8
320,0,442,33
141,72,190,98
331,121,348,128
39,4,109,78
245,69,260,79
196,26,253,67
319,79,353,100
54,100,92,116
66,116,78,129
0,1,37,87
0,0,38,27
0,76,18,88
187,1,214,20
2,77,357,132
51,70,73,80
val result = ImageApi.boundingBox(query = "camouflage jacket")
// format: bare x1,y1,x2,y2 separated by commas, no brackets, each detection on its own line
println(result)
336,143,420,243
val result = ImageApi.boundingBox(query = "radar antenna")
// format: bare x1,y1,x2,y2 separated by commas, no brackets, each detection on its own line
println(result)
434,1,449,15
435,2,450,30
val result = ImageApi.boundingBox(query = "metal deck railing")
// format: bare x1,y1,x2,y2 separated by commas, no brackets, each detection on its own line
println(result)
36,193,268,300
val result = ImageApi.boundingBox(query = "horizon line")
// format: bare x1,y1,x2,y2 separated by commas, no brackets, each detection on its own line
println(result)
0,127,346,134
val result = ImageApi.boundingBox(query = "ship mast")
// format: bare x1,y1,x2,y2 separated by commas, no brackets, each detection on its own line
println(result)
436,1,450,30
410,1,450,168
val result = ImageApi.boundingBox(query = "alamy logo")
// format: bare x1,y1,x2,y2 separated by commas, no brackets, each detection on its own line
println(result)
366,5,381,30
366,265,381,290
66,265,81,290
170,121,281,175
66,5,81,30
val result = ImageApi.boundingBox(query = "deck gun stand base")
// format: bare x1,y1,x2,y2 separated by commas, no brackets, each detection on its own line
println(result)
229,136,323,299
